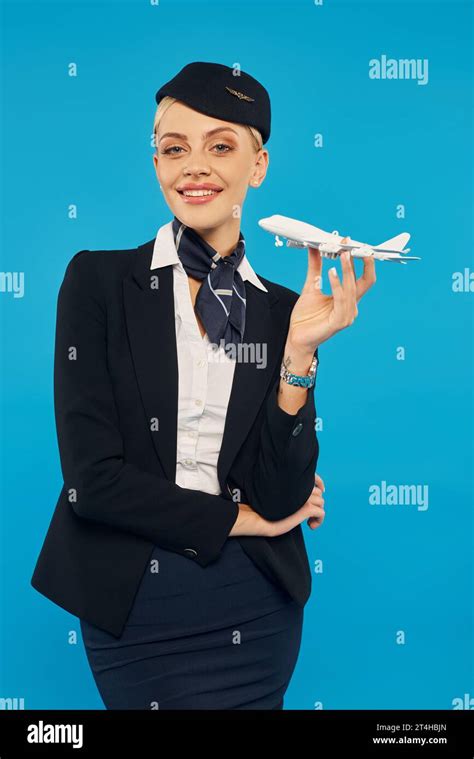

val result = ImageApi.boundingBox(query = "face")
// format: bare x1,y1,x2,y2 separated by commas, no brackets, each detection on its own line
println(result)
153,101,269,235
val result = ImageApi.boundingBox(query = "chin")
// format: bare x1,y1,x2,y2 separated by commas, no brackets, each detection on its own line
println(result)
171,204,234,231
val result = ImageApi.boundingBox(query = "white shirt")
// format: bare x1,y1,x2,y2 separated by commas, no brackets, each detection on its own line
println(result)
150,221,268,496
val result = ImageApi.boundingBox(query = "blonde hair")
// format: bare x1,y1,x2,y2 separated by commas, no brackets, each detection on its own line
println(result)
153,95,264,153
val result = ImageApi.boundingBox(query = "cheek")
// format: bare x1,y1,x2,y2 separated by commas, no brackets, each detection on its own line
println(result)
157,166,171,186
216,152,252,183
231,178,252,201
155,159,177,184
221,168,251,194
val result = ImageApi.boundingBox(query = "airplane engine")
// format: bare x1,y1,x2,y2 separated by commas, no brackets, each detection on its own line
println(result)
319,242,341,258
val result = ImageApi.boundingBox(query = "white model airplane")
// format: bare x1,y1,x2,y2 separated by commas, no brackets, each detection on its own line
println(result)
258,214,420,264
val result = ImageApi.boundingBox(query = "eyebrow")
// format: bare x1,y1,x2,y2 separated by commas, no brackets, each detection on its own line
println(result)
158,126,239,144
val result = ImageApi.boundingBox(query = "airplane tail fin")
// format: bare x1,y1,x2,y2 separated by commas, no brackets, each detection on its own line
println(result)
376,233,410,252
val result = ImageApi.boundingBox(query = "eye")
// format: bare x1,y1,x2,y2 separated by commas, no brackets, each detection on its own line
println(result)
160,142,234,156
211,143,234,153
161,145,185,155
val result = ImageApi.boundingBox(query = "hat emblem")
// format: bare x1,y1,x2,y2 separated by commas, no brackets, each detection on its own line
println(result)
225,85,255,102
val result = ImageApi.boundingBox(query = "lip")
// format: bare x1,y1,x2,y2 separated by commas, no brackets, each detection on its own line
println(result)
176,184,224,205
177,183,223,191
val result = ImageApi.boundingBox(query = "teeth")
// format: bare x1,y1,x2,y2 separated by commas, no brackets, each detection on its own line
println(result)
181,189,218,196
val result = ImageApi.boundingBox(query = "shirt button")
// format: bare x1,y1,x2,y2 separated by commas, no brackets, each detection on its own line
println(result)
183,458,195,467
195,399,203,406
197,359,206,368
292,422,304,437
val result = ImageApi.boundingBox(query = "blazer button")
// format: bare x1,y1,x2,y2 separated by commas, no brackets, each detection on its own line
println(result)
292,422,303,437
184,547,198,557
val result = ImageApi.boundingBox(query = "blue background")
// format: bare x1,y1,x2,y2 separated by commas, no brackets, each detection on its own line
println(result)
1,0,472,709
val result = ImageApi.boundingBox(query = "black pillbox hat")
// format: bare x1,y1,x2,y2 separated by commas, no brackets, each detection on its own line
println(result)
155,61,271,144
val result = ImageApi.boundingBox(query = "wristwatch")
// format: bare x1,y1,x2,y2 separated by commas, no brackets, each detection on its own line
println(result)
280,354,318,389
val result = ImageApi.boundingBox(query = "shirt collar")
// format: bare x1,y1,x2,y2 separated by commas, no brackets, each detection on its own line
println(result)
150,220,268,293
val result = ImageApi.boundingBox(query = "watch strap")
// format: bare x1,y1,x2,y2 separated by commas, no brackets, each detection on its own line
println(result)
280,354,318,389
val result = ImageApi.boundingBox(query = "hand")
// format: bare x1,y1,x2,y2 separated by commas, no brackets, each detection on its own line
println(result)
286,239,376,356
230,472,327,538
266,471,326,536
306,472,326,530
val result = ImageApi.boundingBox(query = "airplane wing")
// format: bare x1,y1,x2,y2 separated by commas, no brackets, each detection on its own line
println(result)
286,237,420,260
369,251,420,262
333,233,412,255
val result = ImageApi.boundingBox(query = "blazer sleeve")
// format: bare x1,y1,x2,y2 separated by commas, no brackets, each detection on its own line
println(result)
243,346,320,521
53,249,239,567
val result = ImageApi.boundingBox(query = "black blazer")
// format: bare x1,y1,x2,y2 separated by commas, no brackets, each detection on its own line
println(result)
30,235,320,637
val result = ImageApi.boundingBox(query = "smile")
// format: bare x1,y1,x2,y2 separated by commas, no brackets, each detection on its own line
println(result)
176,188,223,204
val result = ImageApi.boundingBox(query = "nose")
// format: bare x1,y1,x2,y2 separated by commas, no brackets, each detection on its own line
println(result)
183,163,211,177
182,146,212,177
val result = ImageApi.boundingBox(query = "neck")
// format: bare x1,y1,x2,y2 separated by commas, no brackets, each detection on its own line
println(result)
188,216,241,257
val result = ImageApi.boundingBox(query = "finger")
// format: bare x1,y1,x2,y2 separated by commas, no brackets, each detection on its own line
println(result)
307,510,325,529
303,246,323,292
307,505,325,520
339,243,357,319
355,256,376,302
315,472,325,492
349,251,358,289
349,251,356,276
307,492,324,508
327,266,346,326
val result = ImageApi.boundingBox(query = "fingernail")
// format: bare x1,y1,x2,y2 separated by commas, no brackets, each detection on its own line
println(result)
345,250,350,261
329,267,337,276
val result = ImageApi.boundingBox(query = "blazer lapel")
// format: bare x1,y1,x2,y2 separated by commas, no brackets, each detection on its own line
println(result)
123,236,178,483
123,225,289,490
216,282,287,492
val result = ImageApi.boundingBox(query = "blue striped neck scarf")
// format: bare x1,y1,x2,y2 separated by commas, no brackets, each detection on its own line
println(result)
171,215,247,348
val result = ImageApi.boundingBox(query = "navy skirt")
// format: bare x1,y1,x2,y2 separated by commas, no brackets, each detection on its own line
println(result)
79,537,304,710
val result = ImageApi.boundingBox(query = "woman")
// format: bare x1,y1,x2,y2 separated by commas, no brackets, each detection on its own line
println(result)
30,62,376,710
